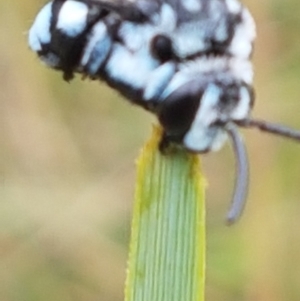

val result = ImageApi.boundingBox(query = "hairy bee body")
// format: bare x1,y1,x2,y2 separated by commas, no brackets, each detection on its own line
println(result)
29,0,255,152
30,0,300,223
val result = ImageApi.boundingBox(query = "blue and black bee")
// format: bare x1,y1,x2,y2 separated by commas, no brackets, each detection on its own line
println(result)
28,0,300,223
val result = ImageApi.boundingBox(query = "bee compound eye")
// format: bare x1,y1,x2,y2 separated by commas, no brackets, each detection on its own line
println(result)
150,34,174,62
158,81,201,138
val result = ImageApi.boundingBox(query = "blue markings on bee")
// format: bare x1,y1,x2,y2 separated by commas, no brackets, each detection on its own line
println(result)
80,21,112,75
28,0,300,224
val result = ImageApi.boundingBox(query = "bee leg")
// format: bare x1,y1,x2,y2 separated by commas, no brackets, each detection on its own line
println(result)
159,132,172,154
158,132,181,155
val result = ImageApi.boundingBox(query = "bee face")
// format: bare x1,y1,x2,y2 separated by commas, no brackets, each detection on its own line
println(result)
158,58,254,153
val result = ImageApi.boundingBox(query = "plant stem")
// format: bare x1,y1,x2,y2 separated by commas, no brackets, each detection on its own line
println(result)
125,125,206,301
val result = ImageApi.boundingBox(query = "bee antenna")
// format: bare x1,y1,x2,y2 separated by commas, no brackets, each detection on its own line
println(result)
225,122,249,225
235,118,300,142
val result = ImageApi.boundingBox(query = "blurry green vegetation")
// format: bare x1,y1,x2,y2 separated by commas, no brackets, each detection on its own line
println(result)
1,0,300,300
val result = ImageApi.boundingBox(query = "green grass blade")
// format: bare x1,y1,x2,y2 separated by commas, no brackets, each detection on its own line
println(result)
125,125,206,301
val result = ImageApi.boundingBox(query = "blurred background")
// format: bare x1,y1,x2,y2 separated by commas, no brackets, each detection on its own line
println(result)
1,0,300,300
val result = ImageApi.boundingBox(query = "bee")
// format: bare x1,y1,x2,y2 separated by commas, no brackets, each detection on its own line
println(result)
28,0,300,223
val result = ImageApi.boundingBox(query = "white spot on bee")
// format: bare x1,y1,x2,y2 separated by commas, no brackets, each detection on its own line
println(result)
179,56,253,86
119,4,176,53
183,84,226,152
119,22,153,51
160,69,195,100
214,18,229,42
181,0,202,12
57,0,89,37
230,58,253,85
28,2,52,51
172,21,207,56
159,4,177,31
106,44,159,89
228,8,256,59
81,22,106,64
162,57,253,100
144,62,176,100
80,21,111,73
225,0,242,14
